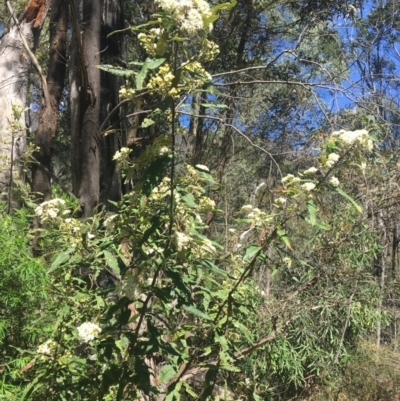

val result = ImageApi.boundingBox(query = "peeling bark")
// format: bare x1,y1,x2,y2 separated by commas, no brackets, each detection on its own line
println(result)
0,0,48,205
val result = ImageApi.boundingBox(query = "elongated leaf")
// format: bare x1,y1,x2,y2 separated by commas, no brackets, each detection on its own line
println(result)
144,57,166,70
48,250,72,273
201,260,227,277
97,64,135,77
211,0,237,13
335,187,363,213
136,66,148,90
244,245,261,261
183,305,212,321
277,229,292,250
200,103,228,108
306,199,317,226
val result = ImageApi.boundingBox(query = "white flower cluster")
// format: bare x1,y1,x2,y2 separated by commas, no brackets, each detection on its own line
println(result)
155,0,213,34
242,204,272,226
202,39,220,61
283,257,292,268
35,198,66,222
150,177,171,201
303,167,318,175
182,61,212,85
325,152,340,168
77,322,102,343
147,64,178,97
332,129,373,151
329,176,340,186
173,231,191,251
301,182,316,192
113,147,131,170
281,174,301,185
275,197,287,206
197,196,215,212
37,339,57,356
138,27,164,56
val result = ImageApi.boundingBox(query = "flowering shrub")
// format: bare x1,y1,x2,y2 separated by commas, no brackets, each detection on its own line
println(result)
76,322,102,343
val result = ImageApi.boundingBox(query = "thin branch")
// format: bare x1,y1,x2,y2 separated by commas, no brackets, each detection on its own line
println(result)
177,111,281,173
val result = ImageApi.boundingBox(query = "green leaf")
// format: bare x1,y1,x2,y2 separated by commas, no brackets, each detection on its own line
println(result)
200,260,227,277
181,193,196,208
335,187,363,213
277,229,292,250
200,103,228,108
244,245,261,261
158,364,177,383
210,0,237,13
136,66,148,90
156,38,167,56
141,118,155,128
97,64,135,77
306,199,317,226
144,57,166,70
48,250,72,273
182,305,212,321
103,250,120,275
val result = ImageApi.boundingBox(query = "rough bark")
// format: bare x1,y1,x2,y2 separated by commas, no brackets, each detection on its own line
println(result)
31,0,68,201
0,0,48,204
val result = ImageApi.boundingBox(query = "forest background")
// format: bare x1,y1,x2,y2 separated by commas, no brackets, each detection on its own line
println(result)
1,0,400,399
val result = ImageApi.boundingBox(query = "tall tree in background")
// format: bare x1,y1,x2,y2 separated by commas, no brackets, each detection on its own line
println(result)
0,0,48,204
70,0,125,217
31,0,68,202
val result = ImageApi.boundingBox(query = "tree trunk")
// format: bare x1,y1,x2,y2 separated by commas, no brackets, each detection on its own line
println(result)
70,0,102,217
31,0,68,201
0,0,48,206
70,0,125,216
99,0,125,208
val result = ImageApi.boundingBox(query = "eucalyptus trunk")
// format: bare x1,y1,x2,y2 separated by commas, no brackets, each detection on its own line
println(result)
31,0,68,201
0,0,48,206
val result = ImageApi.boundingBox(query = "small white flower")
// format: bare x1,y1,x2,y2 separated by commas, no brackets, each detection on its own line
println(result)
283,257,292,268
47,208,58,219
37,340,57,356
303,167,318,175
195,164,209,171
77,322,102,342
301,182,316,191
329,176,340,186
281,174,295,184
87,233,96,240
228,228,236,233
173,231,190,251
159,146,169,155
275,197,287,205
